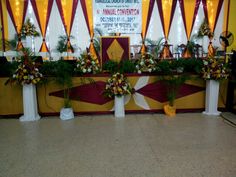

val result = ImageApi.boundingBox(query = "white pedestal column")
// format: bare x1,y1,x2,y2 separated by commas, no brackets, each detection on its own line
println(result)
20,84,40,121
203,80,221,116
115,96,125,118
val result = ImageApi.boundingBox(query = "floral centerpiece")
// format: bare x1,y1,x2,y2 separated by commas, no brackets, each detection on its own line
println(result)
20,18,40,37
75,53,100,74
7,48,43,85
104,72,133,98
135,54,157,73
197,19,213,39
202,57,230,80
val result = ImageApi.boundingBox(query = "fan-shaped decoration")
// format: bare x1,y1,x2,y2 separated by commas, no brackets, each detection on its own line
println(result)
219,31,234,47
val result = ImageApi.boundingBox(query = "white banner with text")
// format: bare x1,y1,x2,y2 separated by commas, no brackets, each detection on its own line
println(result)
93,0,142,34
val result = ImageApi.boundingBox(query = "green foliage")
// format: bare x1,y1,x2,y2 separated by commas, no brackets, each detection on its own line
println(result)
102,60,119,73
145,37,165,57
182,58,203,74
156,60,171,75
102,60,136,74
54,60,74,108
119,60,136,73
56,35,75,53
0,61,18,77
162,74,189,106
39,61,58,77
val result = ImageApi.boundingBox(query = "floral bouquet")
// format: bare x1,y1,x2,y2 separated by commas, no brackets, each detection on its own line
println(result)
75,53,100,74
8,49,43,85
202,57,230,80
197,19,214,39
104,73,133,98
135,54,157,73
21,18,40,37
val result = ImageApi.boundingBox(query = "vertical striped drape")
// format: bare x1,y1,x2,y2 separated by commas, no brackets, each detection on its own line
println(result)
56,0,79,53
31,0,53,52
6,0,28,50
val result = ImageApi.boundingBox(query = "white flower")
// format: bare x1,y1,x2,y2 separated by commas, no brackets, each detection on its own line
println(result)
88,68,92,73
203,61,208,65
138,70,142,74
83,69,87,73
148,68,152,72
140,61,144,66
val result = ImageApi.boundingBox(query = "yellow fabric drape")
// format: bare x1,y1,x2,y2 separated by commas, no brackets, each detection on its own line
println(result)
223,0,229,33
61,0,73,35
183,0,196,40
162,0,174,39
35,0,49,37
206,0,220,34
59,0,74,53
8,0,25,34
205,0,222,56
0,0,8,51
141,0,150,55
7,0,26,50
85,0,99,64
34,0,49,52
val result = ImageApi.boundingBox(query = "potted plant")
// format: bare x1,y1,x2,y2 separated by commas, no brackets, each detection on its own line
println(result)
5,48,42,121
54,60,74,120
162,74,188,117
104,72,133,118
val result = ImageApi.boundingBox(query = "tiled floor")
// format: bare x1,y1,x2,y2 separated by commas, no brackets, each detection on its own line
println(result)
0,113,236,177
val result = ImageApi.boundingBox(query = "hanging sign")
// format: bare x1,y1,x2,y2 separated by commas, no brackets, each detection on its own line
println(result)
93,0,142,34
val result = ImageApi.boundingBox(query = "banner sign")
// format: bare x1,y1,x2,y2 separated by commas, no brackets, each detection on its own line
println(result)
93,0,142,34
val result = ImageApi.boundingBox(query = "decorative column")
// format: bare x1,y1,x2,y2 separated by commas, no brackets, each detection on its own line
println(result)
20,84,40,121
114,96,125,118
203,80,221,116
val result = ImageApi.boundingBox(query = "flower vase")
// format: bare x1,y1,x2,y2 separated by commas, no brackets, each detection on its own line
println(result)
202,36,209,55
203,80,221,116
20,84,40,121
26,36,33,50
114,96,125,118
60,108,74,120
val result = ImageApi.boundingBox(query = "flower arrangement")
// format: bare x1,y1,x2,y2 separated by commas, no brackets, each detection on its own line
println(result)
9,48,43,85
197,19,214,39
135,54,157,73
20,19,40,37
104,73,133,98
75,53,100,74
202,57,230,80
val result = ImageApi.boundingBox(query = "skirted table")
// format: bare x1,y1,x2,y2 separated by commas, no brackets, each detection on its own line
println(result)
0,74,228,116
